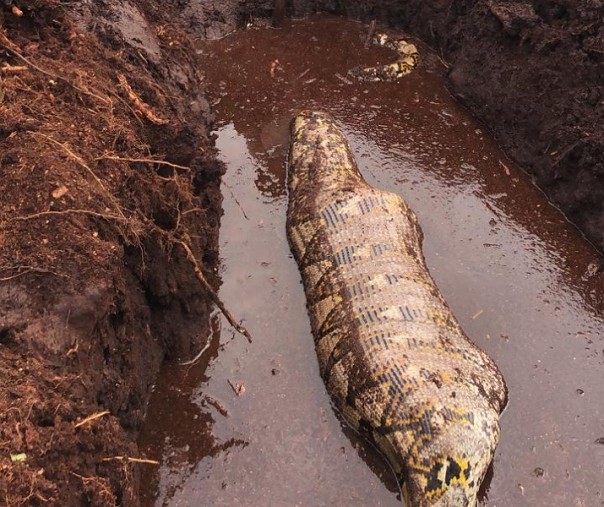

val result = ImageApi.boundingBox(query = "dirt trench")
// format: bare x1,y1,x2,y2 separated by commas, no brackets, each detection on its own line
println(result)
1,0,602,506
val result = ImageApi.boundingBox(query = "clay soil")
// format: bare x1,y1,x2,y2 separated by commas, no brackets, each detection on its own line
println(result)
1,0,602,506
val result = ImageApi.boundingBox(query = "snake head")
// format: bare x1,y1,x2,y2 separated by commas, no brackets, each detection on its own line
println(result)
401,427,499,506
391,402,502,506
403,456,480,506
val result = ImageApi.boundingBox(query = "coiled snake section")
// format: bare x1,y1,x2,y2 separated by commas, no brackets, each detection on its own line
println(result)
286,111,507,506
349,33,420,81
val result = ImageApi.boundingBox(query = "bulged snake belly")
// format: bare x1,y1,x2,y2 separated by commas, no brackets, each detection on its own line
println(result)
286,111,507,506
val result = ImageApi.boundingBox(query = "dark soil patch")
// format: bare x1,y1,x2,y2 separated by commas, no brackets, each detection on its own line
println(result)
0,0,225,505
246,0,604,251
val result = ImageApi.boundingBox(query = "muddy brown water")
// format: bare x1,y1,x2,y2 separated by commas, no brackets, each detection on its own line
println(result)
139,16,604,507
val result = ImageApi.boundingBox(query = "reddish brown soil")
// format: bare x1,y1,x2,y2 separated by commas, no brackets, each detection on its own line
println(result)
0,1,223,505
249,0,604,251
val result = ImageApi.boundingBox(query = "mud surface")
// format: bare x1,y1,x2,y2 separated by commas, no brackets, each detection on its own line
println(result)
0,1,224,505
241,0,604,252
139,17,604,507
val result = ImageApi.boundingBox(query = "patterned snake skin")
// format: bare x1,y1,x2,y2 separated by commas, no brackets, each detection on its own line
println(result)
286,111,507,506
349,33,420,81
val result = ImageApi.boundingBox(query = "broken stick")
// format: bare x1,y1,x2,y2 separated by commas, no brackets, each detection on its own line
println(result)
175,238,253,343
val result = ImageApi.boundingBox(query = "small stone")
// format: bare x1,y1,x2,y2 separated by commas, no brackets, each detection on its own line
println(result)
51,185,69,199
576,388,585,396
533,467,545,477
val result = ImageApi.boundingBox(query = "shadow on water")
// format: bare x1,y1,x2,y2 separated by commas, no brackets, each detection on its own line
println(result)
139,313,249,505
139,15,604,507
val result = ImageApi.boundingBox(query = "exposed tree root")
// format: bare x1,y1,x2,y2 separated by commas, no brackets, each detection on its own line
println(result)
95,154,191,173
172,236,253,343
117,74,169,125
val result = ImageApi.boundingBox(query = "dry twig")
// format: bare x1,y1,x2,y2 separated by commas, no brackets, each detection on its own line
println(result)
74,411,110,428
1,64,27,72
172,236,252,343
101,456,160,465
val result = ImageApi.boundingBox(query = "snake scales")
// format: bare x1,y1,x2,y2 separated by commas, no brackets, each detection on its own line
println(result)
286,111,507,506
349,33,420,82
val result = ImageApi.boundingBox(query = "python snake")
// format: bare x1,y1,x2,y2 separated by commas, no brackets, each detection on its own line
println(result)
349,33,420,81
286,111,507,506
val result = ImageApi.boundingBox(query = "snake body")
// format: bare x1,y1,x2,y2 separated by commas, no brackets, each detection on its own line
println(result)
349,33,420,81
286,111,507,506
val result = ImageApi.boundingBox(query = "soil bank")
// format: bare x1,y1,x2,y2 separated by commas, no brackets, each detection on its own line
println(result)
0,1,226,505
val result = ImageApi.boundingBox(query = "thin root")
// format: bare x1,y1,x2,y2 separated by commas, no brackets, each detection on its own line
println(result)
0,34,111,105
30,132,126,220
95,155,191,172
173,237,253,343
12,209,127,223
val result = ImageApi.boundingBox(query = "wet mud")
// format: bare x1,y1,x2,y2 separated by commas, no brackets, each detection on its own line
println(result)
139,16,604,507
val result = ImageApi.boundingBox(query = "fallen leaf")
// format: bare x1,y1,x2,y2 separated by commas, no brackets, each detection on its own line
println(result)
227,379,246,396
